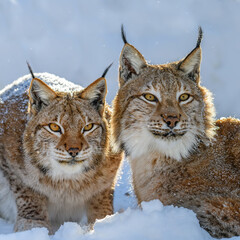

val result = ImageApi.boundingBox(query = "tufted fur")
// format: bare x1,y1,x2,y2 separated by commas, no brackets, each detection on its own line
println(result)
0,73,122,233
111,28,240,238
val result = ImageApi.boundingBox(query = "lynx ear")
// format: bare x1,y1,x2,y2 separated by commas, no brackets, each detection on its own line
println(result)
119,26,147,85
119,44,147,85
29,78,57,114
80,77,107,115
178,27,203,82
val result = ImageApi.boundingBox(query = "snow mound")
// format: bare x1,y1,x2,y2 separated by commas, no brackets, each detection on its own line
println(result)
0,200,222,240
82,200,211,240
0,73,83,103
0,227,49,240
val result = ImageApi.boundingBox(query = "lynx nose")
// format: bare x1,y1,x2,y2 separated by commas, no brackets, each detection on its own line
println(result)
162,114,180,129
67,148,80,157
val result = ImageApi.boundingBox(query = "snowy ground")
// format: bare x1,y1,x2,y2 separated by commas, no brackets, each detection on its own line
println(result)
0,199,217,240
0,0,240,239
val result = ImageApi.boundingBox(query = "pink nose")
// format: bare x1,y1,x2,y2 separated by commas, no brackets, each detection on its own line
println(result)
162,114,180,128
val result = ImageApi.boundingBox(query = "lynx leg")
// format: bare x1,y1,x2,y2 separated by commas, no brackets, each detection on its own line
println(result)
13,184,51,233
87,188,114,224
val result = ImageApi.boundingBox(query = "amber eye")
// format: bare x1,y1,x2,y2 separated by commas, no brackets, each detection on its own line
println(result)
49,123,61,133
83,123,94,132
179,93,190,102
143,93,157,102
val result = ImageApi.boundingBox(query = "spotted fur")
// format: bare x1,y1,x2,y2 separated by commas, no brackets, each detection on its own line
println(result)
111,28,240,238
0,73,122,233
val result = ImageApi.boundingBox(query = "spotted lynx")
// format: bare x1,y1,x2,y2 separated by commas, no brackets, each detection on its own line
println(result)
111,27,240,238
0,65,122,233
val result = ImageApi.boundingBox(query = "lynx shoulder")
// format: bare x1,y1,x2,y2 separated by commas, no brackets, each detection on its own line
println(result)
111,27,240,238
0,70,122,233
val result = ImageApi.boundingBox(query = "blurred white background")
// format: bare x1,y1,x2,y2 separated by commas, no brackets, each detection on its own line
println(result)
0,0,240,117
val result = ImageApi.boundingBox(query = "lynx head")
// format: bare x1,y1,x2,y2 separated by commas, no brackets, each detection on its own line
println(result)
111,27,215,161
23,68,109,179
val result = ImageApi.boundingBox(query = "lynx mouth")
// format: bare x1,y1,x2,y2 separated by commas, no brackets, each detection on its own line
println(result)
58,159,85,165
150,130,185,138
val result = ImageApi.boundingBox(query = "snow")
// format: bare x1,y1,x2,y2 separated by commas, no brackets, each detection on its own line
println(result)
113,159,137,212
73,200,211,240
0,0,240,239
0,228,49,240
0,201,213,240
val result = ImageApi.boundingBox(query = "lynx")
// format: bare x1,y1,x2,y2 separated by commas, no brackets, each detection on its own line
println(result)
111,27,240,238
0,65,122,233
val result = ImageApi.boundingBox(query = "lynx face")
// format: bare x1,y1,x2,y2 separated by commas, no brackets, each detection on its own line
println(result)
23,77,108,179
112,29,215,161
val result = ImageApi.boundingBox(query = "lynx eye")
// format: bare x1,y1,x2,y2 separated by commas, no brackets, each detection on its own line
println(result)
49,123,61,133
143,93,157,102
179,93,190,102
83,123,94,132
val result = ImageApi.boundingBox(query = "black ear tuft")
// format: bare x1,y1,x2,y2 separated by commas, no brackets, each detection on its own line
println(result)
26,61,35,79
196,27,203,48
102,62,113,78
178,27,203,83
121,24,128,44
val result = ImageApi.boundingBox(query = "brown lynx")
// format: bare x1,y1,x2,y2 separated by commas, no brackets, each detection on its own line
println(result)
111,27,240,238
0,66,122,233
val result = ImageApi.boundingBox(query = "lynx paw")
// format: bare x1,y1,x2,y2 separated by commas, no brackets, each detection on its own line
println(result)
14,217,52,234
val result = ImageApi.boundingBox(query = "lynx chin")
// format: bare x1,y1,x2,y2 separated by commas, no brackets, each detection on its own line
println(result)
0,66,122,233
111,26,240,238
